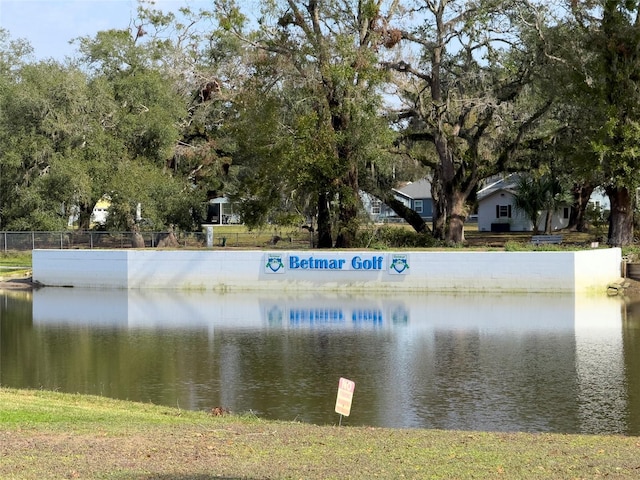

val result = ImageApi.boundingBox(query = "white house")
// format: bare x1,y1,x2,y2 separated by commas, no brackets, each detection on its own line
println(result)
589,187,610,212
476,174,571,232
90,196,111,227
206,197,240,225
88,196,142,228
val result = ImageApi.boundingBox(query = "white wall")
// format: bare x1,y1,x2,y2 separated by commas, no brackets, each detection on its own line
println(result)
32,248,622,294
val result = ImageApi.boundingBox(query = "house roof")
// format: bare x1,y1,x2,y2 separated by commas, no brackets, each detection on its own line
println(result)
477,173,521,201
393,178,432,200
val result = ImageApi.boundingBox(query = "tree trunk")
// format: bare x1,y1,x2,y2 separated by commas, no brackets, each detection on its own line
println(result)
131,224,145,248
432,200,447,240
531,211,541,235
544,211,553,234
384,196,429,233
568,184,594,232
78,203,93,230
431,177,447,240
605,186,634,246
446,192,466,244
335,166,360,248
157,226,179,248
316,191,333,248
334,198,359,247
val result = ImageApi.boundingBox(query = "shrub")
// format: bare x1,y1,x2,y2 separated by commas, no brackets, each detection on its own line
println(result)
356,226,440,249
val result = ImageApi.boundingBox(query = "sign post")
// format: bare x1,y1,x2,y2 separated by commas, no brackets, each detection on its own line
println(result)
335,377,355,425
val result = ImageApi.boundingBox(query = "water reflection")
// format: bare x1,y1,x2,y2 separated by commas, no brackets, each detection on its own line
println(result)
1,287,639,435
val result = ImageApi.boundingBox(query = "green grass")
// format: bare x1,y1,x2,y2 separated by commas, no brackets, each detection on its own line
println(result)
0,251,32,267
1,387,639,479
0,251,32,279
0,388,207,432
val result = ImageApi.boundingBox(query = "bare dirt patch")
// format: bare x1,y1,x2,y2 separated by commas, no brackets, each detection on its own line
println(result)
0,277,38,290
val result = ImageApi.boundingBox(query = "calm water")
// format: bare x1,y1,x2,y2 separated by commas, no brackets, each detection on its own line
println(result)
2,287,640,435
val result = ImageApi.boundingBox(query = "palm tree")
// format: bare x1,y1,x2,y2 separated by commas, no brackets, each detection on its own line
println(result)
540,177,573,234
513,174,572,234
513,175,548,234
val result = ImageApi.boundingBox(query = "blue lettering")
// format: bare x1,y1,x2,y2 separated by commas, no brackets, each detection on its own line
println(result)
291,256,381,270
351,255,383,270
328,259,345,269
315,258,328,269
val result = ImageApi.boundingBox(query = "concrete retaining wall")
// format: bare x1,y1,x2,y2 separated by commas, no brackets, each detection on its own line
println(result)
32,248,622,293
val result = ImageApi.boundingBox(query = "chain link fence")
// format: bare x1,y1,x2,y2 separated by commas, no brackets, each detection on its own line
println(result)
0,230,314,251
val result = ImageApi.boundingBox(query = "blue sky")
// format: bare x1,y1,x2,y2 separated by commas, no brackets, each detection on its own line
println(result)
0,0,211,61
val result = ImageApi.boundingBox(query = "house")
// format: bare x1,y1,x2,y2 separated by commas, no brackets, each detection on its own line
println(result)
361,178,433,223
206,197,241,225
476,174,571,232
90,196,111,227
589,187,610,212
89,196,143,228
393,178,433,220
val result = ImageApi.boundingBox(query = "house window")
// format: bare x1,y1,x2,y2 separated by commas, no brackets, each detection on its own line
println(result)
496,205,512,218
414,200,423,214
563,207,570,219
371,200,381,215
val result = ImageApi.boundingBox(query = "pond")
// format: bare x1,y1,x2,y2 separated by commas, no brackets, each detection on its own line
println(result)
1,287,639,435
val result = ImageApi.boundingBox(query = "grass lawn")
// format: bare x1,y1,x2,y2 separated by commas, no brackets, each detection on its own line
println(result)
0,251,32,267
1,388,639,479
0,251,32,280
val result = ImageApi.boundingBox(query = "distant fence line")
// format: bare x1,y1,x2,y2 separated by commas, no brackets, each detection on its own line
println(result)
0,230,314,252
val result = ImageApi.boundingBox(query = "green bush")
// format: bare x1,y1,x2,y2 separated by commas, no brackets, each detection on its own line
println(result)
622,245,640,262
356,226,440,249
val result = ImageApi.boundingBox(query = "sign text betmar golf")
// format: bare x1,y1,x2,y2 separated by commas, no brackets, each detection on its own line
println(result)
335,377,356,417
264,253,410,274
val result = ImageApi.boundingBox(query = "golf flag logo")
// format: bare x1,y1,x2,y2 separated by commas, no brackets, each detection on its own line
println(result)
389,254,409,274
265,254,285,273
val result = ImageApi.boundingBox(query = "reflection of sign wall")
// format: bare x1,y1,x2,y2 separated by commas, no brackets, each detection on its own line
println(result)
335,377,356,417
263,253,409,275
264,303,410,328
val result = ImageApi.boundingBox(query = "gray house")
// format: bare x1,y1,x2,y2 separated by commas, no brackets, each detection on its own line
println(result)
361,178,433,222
393,178,433,220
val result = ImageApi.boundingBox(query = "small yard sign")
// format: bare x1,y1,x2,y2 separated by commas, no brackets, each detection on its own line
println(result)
335,377,355,417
